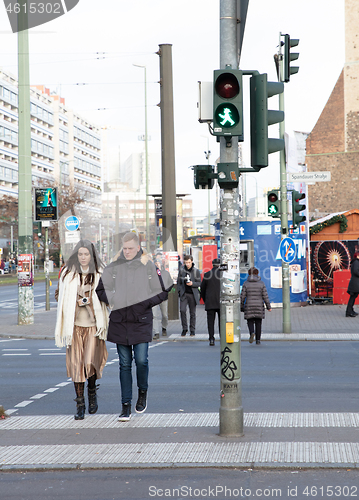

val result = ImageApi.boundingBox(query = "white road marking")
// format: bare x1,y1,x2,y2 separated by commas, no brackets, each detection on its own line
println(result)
43,388,59,393
14,401,34,408
39,353,65,356
2,353,31,356
30,394,48,399
55,382,71,387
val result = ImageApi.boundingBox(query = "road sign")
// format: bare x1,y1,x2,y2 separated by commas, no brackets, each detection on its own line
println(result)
288,171,331,183
65,216,80,232
279,237,296,263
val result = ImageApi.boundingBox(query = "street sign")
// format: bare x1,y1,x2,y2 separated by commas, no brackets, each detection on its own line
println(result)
279,237,296,263
288,171,331,183
65,216,80,232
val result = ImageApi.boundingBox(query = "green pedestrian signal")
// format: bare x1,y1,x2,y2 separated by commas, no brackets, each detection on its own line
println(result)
213,69,243,139
267,190,280,218
291,190,306,228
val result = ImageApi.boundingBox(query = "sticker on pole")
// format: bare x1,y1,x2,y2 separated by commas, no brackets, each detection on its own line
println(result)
65,216,80,232
279,237,296,263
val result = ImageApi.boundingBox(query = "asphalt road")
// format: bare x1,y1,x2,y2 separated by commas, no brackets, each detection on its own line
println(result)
2,337,359,416
0,281,58,313
2,468,359,500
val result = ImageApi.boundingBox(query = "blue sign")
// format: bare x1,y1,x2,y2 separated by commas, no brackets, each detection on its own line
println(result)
279,237,296,263
65,216,80,232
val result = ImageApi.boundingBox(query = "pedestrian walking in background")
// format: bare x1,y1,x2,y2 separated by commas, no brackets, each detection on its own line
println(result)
96,232,171,422
54,240,109,420
152,253,173,339
201,258,221,346
346,252,359,317
178,254,201,337
240,267,271,345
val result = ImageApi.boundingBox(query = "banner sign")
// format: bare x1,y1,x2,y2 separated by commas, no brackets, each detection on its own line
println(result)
34,188,58,221
18,254,34,287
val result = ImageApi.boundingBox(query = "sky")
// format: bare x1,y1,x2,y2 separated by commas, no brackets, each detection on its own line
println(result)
0,0,346,217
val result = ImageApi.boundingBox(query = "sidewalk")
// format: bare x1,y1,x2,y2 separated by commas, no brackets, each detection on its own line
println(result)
2,302,359,471
0,302,357,341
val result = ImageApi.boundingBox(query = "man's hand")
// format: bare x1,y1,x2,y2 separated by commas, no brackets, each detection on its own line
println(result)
187,281,193,286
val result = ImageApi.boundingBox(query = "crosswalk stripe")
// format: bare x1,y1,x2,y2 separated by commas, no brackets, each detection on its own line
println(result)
1,441,359,467
2,412,359,429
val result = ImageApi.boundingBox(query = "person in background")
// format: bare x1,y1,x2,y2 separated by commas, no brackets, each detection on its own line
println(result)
240,267,271,345
54,240,109,420
346,252,359,317
178,254,201,337
200,258,221,346
96,232,172,422
153,252,172,338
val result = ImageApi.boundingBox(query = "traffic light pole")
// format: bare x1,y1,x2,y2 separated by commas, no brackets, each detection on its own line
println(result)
278,51,291,334
219,0,243,437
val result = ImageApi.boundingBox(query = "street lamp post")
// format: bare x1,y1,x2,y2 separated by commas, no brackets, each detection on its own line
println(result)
133,64,150,253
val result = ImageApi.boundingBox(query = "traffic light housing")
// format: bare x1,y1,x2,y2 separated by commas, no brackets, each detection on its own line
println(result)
250,73,284,169
193,165,215,189
267,190,280,218
283,34,299,83
213,69,243,139
292,190,306,228
37,221,42,238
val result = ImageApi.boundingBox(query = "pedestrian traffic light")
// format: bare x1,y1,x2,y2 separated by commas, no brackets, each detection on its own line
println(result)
213,69,243,140
193,165,215,189
250,73,284,169
292,190,306,228
283,34,299,83
267,190,280,218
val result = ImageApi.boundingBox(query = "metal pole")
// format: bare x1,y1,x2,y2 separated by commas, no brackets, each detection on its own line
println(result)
278,39,291,334
17,1,34,325
45,225,50,311
158,43,179,320
219,0,243,437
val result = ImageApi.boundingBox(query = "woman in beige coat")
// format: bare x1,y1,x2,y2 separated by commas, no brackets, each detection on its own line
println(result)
55,240,108,420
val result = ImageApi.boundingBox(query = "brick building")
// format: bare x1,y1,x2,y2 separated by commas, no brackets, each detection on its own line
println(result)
306,0,359,219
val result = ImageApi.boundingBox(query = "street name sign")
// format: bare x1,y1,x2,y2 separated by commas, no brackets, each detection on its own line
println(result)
288,171,331,183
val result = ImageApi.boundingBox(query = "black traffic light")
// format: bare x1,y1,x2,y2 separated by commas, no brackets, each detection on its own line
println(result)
37,221,42,238
292,190,306,228
250,73,284,169
283,34,299,83
213,69,243,140
267,190,280,218
193,165,215,189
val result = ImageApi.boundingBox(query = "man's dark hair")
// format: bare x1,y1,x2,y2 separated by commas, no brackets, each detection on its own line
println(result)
248,267,259,276
184,254,193,262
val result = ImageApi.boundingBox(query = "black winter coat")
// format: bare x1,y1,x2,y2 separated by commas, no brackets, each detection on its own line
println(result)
240,275,271,320
347,259,359,294
200,266,221,310
178,264,201,305
96,250,170,345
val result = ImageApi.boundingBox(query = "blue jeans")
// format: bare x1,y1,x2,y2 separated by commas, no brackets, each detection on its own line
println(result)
116,343,149,404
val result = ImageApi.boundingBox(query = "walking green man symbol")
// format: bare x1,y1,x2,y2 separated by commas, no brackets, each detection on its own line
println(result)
219,107,235,127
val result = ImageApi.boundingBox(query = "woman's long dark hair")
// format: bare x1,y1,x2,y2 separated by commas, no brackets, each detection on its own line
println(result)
61,239,103,285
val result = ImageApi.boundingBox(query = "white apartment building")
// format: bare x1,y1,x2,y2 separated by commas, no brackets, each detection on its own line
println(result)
0,69,101,219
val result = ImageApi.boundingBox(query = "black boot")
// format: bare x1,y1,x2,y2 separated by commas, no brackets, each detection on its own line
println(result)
74,382,85,420
135,389,147,414
74,397,85,420
87,374,98,414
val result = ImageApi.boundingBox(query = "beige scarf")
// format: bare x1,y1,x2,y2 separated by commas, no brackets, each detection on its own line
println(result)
54,270,109,347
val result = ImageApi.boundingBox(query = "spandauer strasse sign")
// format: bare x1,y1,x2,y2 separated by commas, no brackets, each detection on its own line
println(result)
288,172,331,183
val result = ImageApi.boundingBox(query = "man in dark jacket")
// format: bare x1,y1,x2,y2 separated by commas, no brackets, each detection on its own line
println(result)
346,252,359,317
178,254,201,336
200,258,221,346
96,232,171,421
